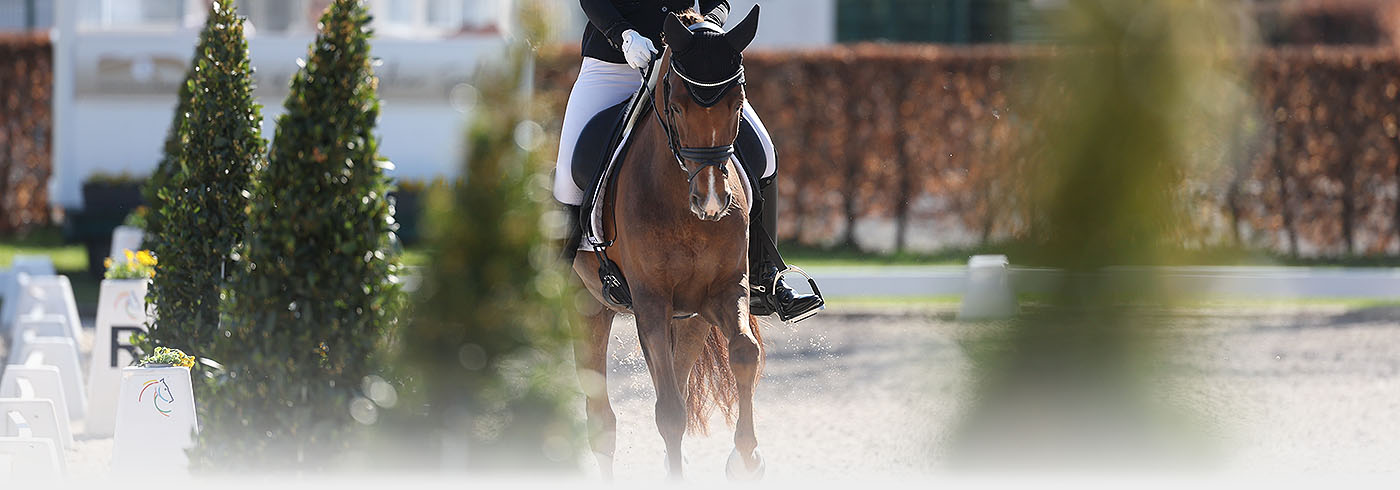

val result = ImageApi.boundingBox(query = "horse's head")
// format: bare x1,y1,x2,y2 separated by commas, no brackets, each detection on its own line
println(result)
658,6,760,222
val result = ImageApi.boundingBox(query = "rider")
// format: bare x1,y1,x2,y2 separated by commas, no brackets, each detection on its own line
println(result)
558,0,822,322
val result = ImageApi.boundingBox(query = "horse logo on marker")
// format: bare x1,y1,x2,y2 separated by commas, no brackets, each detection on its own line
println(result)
115,290,144,321
138,378,176,417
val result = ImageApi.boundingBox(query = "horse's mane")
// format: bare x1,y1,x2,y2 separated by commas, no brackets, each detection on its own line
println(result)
677,9,705,26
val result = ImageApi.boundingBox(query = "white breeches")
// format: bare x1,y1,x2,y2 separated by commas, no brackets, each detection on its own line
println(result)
553,57,778,205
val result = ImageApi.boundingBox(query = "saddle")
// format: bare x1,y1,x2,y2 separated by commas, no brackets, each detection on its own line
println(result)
571,61,768,310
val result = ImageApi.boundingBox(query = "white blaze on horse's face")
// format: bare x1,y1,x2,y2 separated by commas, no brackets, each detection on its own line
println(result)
678,91,744,222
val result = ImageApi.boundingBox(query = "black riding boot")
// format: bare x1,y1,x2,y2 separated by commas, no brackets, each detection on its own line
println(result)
560,204,583,263
750,179,824,323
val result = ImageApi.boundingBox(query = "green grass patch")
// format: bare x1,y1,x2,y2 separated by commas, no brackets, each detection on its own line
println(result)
0,228,89,272
2,227,102,313
780,241,1400,269
825,295,962,308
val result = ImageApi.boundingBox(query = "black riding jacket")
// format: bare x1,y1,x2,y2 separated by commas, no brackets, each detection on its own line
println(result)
581,0,731,64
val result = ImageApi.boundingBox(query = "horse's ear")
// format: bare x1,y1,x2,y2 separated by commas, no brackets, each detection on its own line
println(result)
663,13,693,53
726,4,760,52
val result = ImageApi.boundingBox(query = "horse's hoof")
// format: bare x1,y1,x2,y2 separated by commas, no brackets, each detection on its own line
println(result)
726,447,765,480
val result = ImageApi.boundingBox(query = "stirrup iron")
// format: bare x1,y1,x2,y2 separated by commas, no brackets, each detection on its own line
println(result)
770,265,824,324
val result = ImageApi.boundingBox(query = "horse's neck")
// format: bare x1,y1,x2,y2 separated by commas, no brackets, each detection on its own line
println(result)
629,116,691,206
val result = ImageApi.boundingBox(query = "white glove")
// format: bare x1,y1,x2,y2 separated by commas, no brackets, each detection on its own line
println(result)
620,29,657,70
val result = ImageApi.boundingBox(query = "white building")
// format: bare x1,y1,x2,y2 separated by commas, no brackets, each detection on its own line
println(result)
551,0,837,49
46,0,514,209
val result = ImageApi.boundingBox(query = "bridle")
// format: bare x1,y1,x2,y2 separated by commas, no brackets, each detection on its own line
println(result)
654,28,747,188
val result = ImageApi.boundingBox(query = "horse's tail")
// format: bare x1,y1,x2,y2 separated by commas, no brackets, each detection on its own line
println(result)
685,313,763,434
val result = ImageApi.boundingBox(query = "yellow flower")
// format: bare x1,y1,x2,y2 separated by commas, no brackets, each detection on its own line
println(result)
104,257,114,269
137,250,157,267
124,249,135,264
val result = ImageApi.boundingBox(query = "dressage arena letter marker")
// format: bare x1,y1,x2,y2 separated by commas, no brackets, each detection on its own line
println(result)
111,366,198,473
109,326,143,368
86,279,150,436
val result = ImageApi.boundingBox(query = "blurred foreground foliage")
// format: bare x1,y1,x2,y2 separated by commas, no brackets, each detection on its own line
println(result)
946,0,1251,470
377,0,584,472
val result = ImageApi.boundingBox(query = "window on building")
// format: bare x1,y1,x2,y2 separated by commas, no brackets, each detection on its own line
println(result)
374,0,501,37
836,0,1029,44
77,0,193,29
65,0,501,37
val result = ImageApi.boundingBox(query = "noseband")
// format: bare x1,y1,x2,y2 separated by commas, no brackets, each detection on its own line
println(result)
655,49,746,186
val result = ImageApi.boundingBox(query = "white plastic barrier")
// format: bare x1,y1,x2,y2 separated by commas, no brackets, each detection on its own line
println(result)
0,399,72,450
0,256,55,314
0,366,73,423
112,366,197,471
0,437,65,478
86,279,149,437
108,226,146,264
958,255,1019,321
16,338,87,420
1,275,83,340
7,315,74,347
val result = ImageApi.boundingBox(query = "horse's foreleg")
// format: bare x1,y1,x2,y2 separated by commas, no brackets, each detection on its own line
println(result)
715,295,765,480
634,293,687,478
574,308,618,478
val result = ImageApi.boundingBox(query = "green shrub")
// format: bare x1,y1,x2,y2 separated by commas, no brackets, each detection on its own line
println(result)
384,3,582,471
193,0,404,470
146,0,262,353
143,44,198,239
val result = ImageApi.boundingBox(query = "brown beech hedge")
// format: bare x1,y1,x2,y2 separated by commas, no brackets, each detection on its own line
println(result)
538,44,1400,258
0,33,52,235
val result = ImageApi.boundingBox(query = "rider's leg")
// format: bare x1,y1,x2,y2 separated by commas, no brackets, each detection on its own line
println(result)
556,58,644,262
741,102,823,322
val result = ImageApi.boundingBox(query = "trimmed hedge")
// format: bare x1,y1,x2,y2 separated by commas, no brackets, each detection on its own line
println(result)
0,33,52,235
537,44,1400,259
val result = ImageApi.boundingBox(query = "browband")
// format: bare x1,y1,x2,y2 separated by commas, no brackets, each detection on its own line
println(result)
671,64,745,88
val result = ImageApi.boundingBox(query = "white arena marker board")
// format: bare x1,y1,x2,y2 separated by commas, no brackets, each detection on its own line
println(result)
2,275,83,340
1,366,73,423
0,398,72,450
958,255,1018,321
108,226,146,263
8,315,77,351
16,338,88,421
0,437,64,478
112,366,198,472
86,279,150,437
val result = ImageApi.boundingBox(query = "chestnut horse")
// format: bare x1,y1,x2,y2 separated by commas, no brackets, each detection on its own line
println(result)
571,6,767,480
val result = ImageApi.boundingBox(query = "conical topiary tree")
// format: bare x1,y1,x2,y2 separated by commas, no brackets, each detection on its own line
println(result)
142,49,198,239
381,1,582,472
192,0,404,470
146,0,262,353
